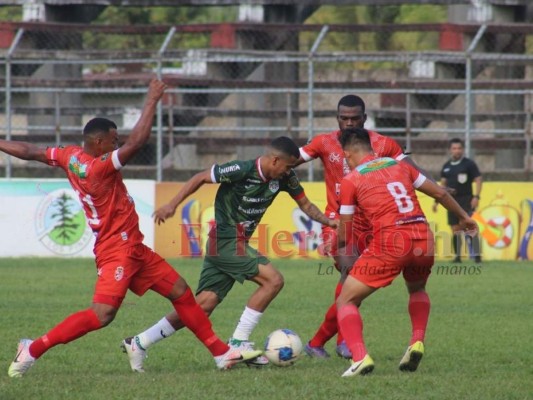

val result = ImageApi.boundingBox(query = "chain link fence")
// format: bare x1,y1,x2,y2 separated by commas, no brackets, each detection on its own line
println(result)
1,22,532,180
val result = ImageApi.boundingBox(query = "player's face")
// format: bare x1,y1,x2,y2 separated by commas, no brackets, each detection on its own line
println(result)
449,143,464,160
271,155,298,179
337,105,366,130
99,129,119,154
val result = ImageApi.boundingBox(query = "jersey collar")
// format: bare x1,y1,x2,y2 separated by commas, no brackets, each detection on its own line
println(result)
256,157,268,182
450,157,464,166
359,154,376,165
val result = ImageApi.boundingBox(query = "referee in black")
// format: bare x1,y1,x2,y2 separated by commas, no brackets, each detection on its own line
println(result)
433,138,482,263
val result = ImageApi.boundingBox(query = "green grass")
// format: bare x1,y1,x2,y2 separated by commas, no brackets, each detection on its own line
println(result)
1,258,533,400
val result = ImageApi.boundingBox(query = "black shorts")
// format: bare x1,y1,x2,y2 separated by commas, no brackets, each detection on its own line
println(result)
447,195,473,225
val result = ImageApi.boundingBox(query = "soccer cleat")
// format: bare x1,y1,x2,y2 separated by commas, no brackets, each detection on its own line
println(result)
121,336,147,373
304,342,330,358
228,338,269,367
335,341,352,359
215,348,264,370
399,341,424,372
341,354,375,378
8,339,36,378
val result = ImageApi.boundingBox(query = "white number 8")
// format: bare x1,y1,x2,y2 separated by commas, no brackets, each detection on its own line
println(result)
386,182,414,213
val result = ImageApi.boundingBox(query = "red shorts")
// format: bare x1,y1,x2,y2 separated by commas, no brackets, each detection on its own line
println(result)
350,225,434,288
93,243,180,305
352,228,373,255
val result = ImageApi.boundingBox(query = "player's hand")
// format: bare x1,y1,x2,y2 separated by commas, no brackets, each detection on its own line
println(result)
152,203,176,225
455,217,479,237
147,79,168,103
328,219,339,229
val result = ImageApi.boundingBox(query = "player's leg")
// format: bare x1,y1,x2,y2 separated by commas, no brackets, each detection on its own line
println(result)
306,227,358,359
123,246,259,370
124,290,219,363
336,274,376,377
9,255,129,378
122,253,225,362
399,236,434,372
448,207,462,262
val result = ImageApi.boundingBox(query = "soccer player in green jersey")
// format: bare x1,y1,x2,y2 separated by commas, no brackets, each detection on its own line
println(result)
121,136,336,371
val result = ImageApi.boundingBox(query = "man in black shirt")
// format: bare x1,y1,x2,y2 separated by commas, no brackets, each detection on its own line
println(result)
433,138,482,263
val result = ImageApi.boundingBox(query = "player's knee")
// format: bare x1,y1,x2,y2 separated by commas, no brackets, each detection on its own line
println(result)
196,291,218,315
92,305,118,327
269,272,285,294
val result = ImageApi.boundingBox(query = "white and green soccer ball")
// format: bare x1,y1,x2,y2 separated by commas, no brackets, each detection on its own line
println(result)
264,329,303,367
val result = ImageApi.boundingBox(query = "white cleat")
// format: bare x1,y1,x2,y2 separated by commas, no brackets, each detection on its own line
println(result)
121,336,147,372
228,338,269,367
214,348,264,370
341,354,375,378
8,339,36,378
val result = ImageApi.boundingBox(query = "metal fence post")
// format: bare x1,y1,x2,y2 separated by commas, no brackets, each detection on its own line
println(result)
307,25,329,182
156,26,176,182
465,24,487,158
4,28,24,179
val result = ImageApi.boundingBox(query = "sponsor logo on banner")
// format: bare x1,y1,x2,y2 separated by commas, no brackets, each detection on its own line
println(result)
35,188,93,256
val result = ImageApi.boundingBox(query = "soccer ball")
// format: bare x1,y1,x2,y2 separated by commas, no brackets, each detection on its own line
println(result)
264,329,303,367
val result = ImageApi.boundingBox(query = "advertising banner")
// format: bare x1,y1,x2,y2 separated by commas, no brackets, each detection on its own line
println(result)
0,179,154,257
155,181,533,261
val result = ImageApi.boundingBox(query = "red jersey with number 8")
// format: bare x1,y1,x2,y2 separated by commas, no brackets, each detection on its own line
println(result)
300,129,405,219
339,156,428,238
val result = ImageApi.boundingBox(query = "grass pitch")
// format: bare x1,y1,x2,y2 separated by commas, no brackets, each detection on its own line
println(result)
1,258,532,400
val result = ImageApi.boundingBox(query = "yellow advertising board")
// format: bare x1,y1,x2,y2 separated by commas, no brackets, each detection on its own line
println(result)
154,182,533,261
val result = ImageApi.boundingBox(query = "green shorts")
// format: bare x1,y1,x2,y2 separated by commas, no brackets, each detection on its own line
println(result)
196,237,270,302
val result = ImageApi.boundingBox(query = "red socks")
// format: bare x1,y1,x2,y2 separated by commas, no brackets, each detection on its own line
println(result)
171,287,228,357
29,309,102,359
408,291,431,345
337,304,367,361
309,282,343,347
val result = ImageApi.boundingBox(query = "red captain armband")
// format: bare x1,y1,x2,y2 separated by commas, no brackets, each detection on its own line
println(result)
292,192,306,201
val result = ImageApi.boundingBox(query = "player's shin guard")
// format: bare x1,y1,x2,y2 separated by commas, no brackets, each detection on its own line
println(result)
171,287,228,357
337,304,367,361
29,309,102,359
408,291,430,345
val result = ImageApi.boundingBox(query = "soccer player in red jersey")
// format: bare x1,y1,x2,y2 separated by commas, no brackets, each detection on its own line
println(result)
2,79,261,378
299,95,411,359
335,128,478,377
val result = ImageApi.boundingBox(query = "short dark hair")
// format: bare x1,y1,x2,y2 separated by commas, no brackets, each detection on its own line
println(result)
83,117,117,136
337,95,365,113
449,138,464,147
339,127,371,150
270,136,300,159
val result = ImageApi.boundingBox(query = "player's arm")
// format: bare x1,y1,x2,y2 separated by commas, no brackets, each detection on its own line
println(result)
117,79,167,166
432,177,448,212
0,140,48,164
153,169,212,225
294,195,337,228
417,179,478,235
402,156,436,183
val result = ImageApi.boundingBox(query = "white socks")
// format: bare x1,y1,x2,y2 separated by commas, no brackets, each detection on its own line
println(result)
231,306,263,341
136,317,176,350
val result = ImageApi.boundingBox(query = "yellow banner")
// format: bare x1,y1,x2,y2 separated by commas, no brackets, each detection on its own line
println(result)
154,182,533,261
